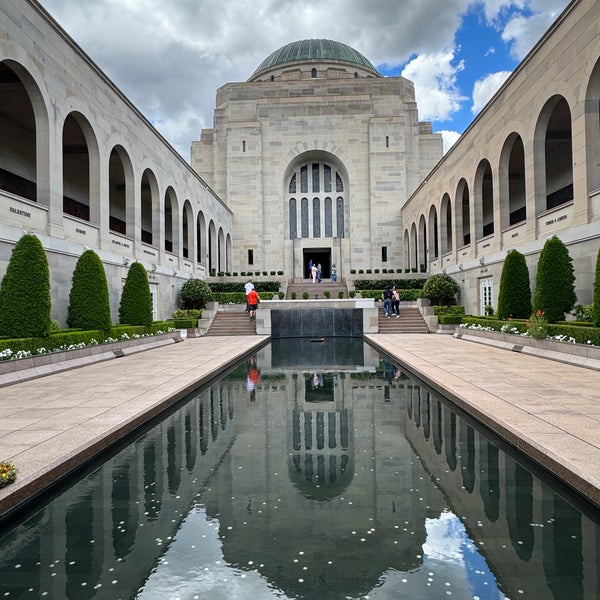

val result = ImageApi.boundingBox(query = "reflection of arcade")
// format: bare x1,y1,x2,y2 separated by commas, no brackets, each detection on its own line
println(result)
403,380,600,600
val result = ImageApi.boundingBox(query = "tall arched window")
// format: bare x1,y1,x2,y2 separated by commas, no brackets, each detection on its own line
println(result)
287,161,346,239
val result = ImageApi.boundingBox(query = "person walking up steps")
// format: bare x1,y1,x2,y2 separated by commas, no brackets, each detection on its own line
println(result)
247,287,260,320
382,286,392,318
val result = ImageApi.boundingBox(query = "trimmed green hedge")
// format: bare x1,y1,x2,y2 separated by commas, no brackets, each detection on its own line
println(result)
359,289,421,301
437,315,464,324
461,317,600,345
211,291,278,304
0,322,176,356
210,281,281,293
171,318,198,328
434,305,465,316
353,279,424,290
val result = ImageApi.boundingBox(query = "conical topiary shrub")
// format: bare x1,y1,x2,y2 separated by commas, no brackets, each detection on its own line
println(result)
119,262,153,326
66,249,112,333
532,235,576,323
497,249,531,319
0,233,51,338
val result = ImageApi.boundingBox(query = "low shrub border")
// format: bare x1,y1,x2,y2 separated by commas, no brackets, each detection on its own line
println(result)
460,317,600,346
0,321,177,362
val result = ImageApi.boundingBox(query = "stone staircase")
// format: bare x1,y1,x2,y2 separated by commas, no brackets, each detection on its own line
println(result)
206,305,256,336
376,304,430,334
285,279,349,299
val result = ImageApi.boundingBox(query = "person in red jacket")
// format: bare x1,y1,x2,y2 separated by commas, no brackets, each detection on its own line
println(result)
247,288,260,320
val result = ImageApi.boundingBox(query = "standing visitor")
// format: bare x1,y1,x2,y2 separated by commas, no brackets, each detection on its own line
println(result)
391,285,400,318
311,263,318,283
317,263,322,283
308,259,313,279
331,264,337,282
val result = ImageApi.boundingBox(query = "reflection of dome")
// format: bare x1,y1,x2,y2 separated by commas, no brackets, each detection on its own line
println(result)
250,39,380,80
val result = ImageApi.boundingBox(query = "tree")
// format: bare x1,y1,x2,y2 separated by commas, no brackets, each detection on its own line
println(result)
593,247,600,327
179,278,213,309
533,235,576,323
497,249,531,319
0,234,51,338
67,249,112,332
119,262,153,326
421,273,459,305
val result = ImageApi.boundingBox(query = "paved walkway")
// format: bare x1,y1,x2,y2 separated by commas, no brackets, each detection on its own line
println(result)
1,333,600,518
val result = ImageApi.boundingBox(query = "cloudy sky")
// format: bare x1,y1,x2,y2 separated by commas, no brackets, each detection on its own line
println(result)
39,0,570,159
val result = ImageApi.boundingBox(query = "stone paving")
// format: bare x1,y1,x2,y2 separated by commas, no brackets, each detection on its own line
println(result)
1,333,600,519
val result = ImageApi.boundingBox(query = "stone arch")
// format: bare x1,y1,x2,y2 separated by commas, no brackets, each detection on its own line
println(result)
428,204,438,261
403,229,410,271
0,59,50,207
108,145,134,236
410,223,418,271
196,210,207,264
182,199,193,260
440,193,452,255
62,111,101,225
585,56,600,195
208,219,217,273
284,151,349,240
140,168,159,246
418,214,427,272
474,159,494,240
164,186,179,254
455,178,471,247
499,133,526,230
533,95,573,215
218,227,226,272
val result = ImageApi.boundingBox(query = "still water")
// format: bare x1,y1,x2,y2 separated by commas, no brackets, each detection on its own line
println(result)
1,338,599,599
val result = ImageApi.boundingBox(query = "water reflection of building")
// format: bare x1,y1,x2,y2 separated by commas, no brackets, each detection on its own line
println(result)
403,381,600,600
2,349,600,599
0,385,237,599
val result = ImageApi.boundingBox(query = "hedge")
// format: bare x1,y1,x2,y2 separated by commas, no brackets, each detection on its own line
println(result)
461,317,600,345
353,279,424,290
209,281,281,293
358,289,421,301
0,323,176,356
211,291,278,304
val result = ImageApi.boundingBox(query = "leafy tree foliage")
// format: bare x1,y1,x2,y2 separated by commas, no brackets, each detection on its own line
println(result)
421,273,459,305
67,249,112,332
180,278,213,309
0,234,51,337
119,262,153,326
533,236,576,323
497,249,531,319
593,247,600,327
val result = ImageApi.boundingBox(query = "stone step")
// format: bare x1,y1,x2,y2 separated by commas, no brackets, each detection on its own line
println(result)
206,310,257,336
377,307,430,334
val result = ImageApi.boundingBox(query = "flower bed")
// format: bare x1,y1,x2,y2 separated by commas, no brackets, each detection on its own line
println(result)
0,461,17,487
455,324,600,368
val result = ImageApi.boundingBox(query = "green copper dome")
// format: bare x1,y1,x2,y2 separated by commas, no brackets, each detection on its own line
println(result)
250,39,380,80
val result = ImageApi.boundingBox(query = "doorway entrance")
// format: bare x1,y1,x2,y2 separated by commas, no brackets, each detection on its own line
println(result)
303,249,331,280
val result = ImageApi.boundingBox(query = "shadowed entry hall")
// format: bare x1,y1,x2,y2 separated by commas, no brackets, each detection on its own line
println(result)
303,248,331,280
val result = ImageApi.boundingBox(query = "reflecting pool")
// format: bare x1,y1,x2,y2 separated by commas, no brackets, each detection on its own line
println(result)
1,338,600,599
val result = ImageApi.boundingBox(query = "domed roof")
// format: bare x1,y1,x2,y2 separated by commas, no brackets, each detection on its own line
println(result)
250,39,380,80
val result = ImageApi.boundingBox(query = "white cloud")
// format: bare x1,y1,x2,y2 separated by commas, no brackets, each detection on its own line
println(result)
438,130,462,154
36,0,569,158
471,70,511,114
401,50,467,122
